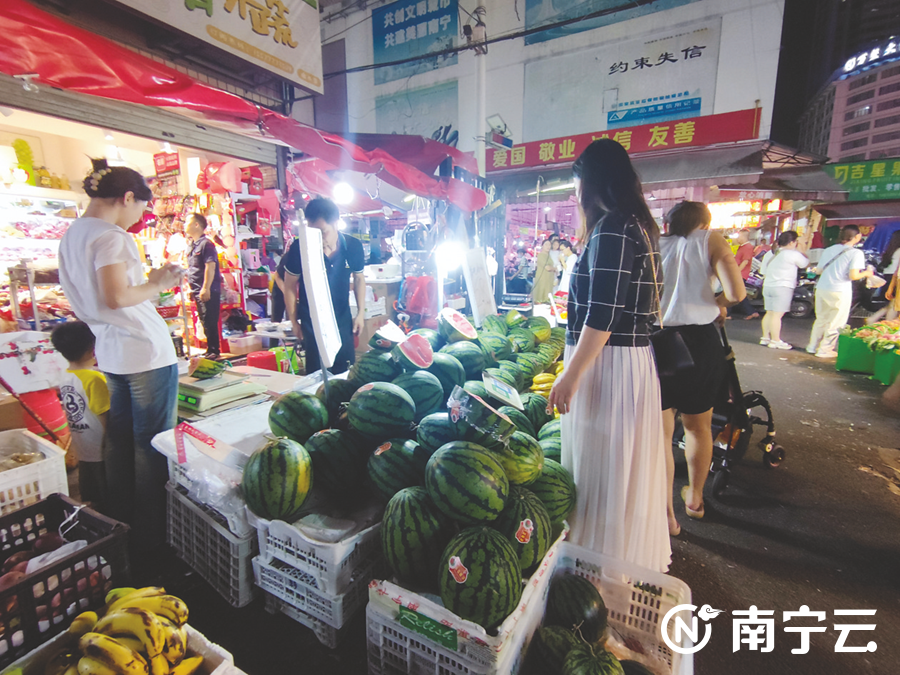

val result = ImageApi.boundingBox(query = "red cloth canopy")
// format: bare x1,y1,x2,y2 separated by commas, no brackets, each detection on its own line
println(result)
0,0,486,211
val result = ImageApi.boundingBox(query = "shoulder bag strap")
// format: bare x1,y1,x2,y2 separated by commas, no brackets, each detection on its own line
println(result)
637,221,664,329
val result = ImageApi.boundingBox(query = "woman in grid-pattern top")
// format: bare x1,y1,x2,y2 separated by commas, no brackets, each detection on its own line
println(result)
549,139,671,572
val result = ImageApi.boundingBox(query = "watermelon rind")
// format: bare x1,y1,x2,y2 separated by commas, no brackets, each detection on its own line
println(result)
392,333,434,371
268,391,329,444
546,572,609,644
348,382,416,439
392,370,445,422
350,349,402,384
367,437,429,501
493,486,552,574
438,307,478,342
410,327,445,351
438,526,522,630
425,441,510,524
382,486,453,588
242,437,312,521
562,644,623,675
529,459,576,524
368,320,408,350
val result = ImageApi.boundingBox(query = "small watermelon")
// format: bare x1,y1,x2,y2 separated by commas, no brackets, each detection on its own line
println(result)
303,429,365,500
410,327,444,351
440,341,486,379
522,392,553,431
482,314,508,336
348,382,416,439
425,441,509,524
497,406,536,438
504,309,527,328
438,307,478,343
382,487,453,588
530,459,576,524
368,320,408,350
540,437,562,463
392,333,434,371
530,626,581,675
242,437,312,521
350,349,402,384
392,370,445,422
427,353,466,402
268,391,329,444
416,412,459,453
316,378,360,426
438,526,522,630
368,437,429,501
546,572,609,643
493,486,552,574
562,645,623,675
539,418,562,440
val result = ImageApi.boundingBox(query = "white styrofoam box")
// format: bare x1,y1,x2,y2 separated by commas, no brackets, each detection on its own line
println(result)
227,334,262,355
3,623,234,675
364,264,401,280
0,429,68,515
367,527,567,675
248,510,381,595
264,593,353,649
364,298,387,319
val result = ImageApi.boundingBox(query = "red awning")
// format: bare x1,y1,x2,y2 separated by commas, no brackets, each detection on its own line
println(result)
0,0,486,211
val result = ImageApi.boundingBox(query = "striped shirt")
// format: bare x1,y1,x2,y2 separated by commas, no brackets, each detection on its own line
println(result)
566,212,660,348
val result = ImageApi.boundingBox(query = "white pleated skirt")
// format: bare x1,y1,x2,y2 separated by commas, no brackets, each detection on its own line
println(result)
560,344,672,573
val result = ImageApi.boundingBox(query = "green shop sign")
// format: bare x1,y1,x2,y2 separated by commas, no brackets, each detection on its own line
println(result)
825,159,900,201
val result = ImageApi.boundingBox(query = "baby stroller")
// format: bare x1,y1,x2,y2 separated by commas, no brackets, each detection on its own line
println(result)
675,326,785,498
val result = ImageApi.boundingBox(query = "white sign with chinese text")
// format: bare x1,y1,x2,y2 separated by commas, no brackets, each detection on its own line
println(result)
115,0,323,93
523,17,721,141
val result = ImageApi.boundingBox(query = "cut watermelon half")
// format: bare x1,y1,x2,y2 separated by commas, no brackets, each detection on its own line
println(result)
392,333,434,370
369,320,408,350
438,308,478,343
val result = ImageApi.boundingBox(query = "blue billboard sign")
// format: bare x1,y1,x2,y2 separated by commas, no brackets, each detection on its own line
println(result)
372,0,458,85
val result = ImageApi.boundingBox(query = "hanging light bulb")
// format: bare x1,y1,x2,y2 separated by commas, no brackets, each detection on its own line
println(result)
333,182,354,205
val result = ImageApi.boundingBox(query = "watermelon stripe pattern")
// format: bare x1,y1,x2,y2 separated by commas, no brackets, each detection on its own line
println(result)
242,438,312,521
381,486,451,587
427,353,466,402
495,431,544,485
416,413,459,453
529,459,576,524
268,391,329,444
425,442,509,524
392,371,445,422
367,438,428,501
348,382,416,439
493,486,552,575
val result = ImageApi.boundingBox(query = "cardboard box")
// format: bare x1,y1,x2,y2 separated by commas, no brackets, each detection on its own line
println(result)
356,315,390,355
0,393,24,431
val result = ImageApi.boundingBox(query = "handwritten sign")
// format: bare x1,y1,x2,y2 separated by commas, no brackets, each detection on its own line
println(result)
398,605,458,651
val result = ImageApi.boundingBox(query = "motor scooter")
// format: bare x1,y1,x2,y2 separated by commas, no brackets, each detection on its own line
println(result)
745,272,815,318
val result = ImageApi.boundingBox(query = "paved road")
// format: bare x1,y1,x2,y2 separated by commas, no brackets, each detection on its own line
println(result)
157,316,900,675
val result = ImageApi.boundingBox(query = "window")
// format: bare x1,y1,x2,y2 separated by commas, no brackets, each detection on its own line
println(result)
849,73,878,90
840,154,867,161
877,97,900,112
874,114,900,128
847,89,876,105
880,81,900,96
881,64,900,80
841,137,869,150
844,106,873,121
869,146,900,159
843,121,871,135
872,130,900,144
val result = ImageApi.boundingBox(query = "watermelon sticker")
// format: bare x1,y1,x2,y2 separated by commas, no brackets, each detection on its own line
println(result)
375,442,392,456
515,519,534,544
359,383,375,392
448,556,469,583
375,338,390,348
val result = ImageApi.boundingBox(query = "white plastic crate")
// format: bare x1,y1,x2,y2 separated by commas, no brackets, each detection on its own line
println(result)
249,510,382,595
0,429,68,516
252,553,378,629
166,484,258,608
366,527,568,675
264,592,354,649
555,542,693,675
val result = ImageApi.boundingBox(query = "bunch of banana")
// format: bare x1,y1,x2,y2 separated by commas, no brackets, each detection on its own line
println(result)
44,587,200,675
530,372,557,395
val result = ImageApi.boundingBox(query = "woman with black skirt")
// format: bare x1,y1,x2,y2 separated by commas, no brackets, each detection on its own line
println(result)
657,202,746,534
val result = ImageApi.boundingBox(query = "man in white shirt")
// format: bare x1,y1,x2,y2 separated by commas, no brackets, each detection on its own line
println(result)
807,225,874,357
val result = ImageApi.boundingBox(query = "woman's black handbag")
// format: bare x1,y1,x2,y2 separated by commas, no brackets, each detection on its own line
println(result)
650,327,694,378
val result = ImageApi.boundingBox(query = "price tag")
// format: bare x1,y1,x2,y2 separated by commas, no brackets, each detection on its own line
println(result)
398,606,458,651
482,372,524,410
174,423,236,465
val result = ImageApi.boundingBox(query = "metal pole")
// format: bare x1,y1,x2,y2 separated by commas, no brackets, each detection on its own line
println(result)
474,1,487,177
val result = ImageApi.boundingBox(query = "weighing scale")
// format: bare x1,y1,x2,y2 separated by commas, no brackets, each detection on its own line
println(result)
178,371,267,412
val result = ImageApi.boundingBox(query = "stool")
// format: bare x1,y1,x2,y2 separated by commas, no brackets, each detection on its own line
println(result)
246,350,278,371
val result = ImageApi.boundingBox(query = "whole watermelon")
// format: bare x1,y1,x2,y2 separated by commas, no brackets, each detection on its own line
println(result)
427,353,466,403
498,406,536,439
494,431,544,485
482,314,508,336
530,459,576,524
462,380,501,408
348,382,416,439
440,342,486,379
493,486,552,574
546,572,609,644
562,645,623,675
392,370,445,422
530,626,581,675
505,309,527,328
417,412,459,453
381,487,453,588
479,333,514,364
509,328,537,353
367,438,428,501
497,361,526,391
539,418,562,440
438,527,522,630
316,378,360,426
269,391,329,444
242,437,312,521
540,437,562,463
425,441,509,524
484,367,517,389
523,316,552,344
521,393,554,431
350,349,402,384
303,429,365,500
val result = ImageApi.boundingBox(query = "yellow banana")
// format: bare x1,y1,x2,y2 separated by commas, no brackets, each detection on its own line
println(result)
113,595,188,627
106,588,166,615
104,589,136,606
533,373,556,384
157,616,187,665
94,609,164,658
62,666,79,675
68,611,99,638
43,649,76,675
170,656,203,675
110,637,144,656
78,633,149,675
76,657,118,675
555,362,565,374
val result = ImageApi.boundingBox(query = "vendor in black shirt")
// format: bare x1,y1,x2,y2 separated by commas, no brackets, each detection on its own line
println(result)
283,198,367,375
185,214,222,357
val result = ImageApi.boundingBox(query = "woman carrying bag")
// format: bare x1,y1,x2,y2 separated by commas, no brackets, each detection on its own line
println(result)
548,139,670,573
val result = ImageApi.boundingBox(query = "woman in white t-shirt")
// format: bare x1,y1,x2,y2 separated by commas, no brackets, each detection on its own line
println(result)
59,159,183,554
759,231,808,350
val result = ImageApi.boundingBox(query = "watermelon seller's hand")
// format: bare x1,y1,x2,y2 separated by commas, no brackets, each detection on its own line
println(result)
548,368,581,415
353,312,365,335
291,319,303,341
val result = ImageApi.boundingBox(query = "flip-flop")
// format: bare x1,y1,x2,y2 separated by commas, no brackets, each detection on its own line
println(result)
681,486,705,519
669,521,682,537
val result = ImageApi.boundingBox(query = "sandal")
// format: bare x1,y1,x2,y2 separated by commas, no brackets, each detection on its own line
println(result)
681,486,705,520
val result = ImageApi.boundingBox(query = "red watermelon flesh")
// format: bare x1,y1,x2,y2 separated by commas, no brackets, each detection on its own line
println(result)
438,308,478,342
369,320,408,350
393,334,434,370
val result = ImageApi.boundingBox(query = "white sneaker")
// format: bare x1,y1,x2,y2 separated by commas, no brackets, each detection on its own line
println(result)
759,337,771,346
805,347,817,354
816,350,838,359
768,340,793,350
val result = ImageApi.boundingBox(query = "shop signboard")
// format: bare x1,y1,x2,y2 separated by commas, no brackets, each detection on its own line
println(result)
153,152,181,178
115,0,323,93
824,159,900,202
523,17,721,139
488,108,760,173
371,0,458,85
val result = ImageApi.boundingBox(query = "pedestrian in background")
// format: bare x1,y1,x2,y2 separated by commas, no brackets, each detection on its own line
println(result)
185,214,222,358
807,225,874,357
866,230,900,325
558,240,577,293
532,239,556,304
760,231,808,350
729,228,760,319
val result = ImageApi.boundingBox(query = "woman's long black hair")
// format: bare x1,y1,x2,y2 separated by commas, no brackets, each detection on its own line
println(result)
572,139,658,242
82,158,152,202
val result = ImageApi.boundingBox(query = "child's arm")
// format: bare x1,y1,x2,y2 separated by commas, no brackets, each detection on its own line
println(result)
97,411,108,432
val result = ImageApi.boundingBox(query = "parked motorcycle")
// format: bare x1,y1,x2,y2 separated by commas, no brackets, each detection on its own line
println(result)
745,272,815,319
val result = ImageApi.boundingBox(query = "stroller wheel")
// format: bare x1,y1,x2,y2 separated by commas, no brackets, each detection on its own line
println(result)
763,444,786,468
711,470,729,498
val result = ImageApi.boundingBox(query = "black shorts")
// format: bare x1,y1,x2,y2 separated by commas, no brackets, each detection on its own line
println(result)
659,323,726,415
